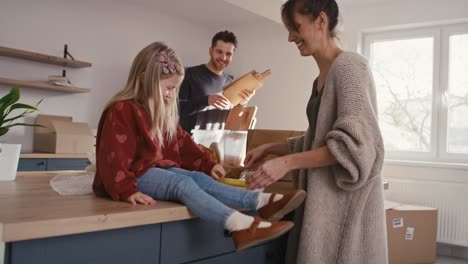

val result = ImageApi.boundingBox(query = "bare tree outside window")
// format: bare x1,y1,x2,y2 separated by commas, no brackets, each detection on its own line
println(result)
447,34,468,154
370,38,434,152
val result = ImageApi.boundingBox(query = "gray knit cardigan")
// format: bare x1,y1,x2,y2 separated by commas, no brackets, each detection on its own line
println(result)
285,52,388,264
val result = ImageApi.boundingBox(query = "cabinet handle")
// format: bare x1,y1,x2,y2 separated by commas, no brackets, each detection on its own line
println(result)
37,161,46,166
223,230,232,238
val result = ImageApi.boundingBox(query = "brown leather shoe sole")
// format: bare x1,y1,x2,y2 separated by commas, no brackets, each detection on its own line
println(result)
265,190,306,222
234,221,294,251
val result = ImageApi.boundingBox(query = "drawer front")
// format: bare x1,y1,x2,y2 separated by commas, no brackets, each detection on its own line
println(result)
46,158,88,170
17,159,47,171
160,218,236,264
10,224,161,264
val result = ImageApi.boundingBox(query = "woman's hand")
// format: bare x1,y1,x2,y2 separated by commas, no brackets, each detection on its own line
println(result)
246,157,290,190
244,144,269,168
127,192,157,205
211,164,226,180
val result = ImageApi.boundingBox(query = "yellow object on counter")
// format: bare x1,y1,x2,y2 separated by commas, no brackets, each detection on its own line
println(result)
220,177,247,188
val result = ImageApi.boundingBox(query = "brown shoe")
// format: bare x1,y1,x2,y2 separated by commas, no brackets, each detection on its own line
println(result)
232,217,294,251
259,190,306,221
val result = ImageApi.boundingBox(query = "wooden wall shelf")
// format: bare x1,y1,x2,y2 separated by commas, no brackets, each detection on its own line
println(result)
0,77,90,93
0,46,92,68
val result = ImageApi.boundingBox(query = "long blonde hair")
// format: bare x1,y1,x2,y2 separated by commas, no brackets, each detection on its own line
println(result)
105,42,184,145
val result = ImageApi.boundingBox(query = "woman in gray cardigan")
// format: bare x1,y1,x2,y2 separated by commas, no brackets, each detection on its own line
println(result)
244,0,388,263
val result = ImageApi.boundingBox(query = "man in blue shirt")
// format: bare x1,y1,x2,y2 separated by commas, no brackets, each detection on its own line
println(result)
179,30,254,133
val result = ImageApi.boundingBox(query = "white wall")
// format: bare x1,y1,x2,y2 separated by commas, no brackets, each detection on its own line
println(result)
0,0,213,151
229,20,318,131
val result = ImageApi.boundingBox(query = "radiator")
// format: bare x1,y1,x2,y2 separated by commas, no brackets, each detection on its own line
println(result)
384,178,468,247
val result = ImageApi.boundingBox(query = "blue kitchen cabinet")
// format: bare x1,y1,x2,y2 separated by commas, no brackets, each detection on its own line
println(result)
18,158,88,171
7,224,161,264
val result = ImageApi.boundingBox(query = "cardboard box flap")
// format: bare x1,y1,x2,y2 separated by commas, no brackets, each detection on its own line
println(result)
385,201,437,211
384,200,401,210
35,115,72,134
247,129,305,152
52,120,92,135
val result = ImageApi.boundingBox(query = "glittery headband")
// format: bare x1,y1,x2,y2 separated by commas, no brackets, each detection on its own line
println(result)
157,51,177,74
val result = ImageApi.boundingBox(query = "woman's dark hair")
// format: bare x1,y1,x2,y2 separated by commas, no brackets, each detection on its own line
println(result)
281,0,339,38
211,30,238,49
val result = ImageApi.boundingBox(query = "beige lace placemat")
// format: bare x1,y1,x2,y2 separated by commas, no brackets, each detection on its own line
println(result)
50,165,95,196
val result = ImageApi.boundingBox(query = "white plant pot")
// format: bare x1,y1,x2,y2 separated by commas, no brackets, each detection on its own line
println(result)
0,143,21,181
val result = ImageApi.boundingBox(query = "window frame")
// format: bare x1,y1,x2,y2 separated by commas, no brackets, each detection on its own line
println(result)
362,23,468,164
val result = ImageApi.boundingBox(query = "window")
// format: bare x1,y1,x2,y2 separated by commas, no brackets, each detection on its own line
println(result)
363,24,468,163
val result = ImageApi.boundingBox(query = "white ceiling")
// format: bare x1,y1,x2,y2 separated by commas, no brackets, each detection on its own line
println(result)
126,0,408,28
126,0,271,28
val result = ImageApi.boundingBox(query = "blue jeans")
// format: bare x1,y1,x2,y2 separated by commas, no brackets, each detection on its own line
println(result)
137,167,260,228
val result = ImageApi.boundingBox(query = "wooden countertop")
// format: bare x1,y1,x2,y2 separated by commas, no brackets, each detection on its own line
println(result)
0,171,195,243
0,171,387,243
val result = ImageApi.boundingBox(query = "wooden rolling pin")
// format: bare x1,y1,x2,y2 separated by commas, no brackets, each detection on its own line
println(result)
222,69,271,105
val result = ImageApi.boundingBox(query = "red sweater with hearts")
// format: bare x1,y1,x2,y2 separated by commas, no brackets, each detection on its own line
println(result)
93,99,216,201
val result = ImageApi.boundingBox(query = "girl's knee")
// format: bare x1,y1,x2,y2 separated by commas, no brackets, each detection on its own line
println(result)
174,176,198,191
189,171,218,191
191,171,213,182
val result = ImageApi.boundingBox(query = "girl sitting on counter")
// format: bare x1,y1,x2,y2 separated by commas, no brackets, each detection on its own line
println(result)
93,41,305,251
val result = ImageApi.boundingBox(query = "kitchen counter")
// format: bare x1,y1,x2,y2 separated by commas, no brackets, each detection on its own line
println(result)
1,171,289,264
0,171,195,243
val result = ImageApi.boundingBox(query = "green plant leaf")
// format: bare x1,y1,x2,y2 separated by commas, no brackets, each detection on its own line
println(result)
0,86,43,138
2,123,43,129
0,127,8,136
2,113,27,124
5,103,38,116
0,85,20,110
0,86,21,124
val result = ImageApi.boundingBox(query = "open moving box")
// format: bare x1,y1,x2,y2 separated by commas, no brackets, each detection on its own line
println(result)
248,129,305,193
33,114,94,154
247,129,304,184
385,201,438,264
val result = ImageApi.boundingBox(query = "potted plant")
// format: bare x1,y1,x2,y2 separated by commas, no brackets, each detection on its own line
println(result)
0,85,42,181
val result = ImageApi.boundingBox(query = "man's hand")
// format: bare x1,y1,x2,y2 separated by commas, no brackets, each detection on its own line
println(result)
127,192,157,205
208,94,231,110
239,89,255,105
210,164,226,180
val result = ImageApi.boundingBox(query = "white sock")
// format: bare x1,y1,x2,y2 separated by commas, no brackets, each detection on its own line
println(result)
225,211,272,232
256,193,284,209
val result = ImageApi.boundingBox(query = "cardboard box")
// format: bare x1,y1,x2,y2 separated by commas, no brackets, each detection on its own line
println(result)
246,129,305,152
385,201,438,264
247,129,304,182
33,114,94,154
